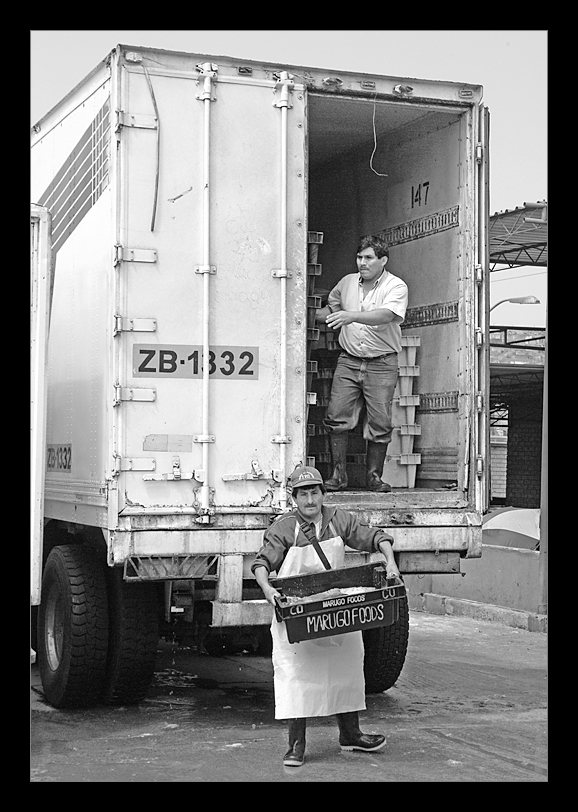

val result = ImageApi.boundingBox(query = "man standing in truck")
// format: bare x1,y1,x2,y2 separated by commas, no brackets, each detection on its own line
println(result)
252,465,400,767
316,235,408,492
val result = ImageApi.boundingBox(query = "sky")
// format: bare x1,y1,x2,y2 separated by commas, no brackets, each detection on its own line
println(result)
30,29,547,327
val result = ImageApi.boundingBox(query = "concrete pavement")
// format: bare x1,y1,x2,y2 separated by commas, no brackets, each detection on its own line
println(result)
409,594,547,633
31,611,548,781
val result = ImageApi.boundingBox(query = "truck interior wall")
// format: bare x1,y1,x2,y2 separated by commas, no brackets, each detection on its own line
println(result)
307,100,467,490
308,110,463,297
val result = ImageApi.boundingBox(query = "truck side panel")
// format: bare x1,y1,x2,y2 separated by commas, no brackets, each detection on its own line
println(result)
31,205,52,605
31,72,113,526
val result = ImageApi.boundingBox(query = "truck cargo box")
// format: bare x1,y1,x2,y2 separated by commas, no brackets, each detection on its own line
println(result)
31,46,489,707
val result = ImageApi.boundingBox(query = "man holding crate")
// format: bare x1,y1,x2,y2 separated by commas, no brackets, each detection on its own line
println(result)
252,465,400,767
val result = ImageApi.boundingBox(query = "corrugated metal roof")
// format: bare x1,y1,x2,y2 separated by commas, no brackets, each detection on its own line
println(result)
489,202,547,269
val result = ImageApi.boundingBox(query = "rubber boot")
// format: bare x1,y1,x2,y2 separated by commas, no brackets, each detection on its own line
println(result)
283,718,307,766
325,433,349,492
366,441,391,492
336,711,386,752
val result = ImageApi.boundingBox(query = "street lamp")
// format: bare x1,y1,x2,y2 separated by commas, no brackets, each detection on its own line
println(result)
490,295,540,312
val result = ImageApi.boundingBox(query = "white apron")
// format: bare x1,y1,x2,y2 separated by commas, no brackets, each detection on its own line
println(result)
271,521,366,719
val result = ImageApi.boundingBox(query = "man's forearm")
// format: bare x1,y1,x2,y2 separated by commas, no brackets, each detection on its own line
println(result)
327,307,400,329
254,565,270,591
354,308,399,325
254,565,280,605
315,306,331,324
377,539,400,574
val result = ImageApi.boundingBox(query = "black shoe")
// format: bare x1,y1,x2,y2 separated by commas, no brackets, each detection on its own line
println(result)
325,474,348,492
340,733,386,752
366,473,391,492
283,718,306,766
366,442,391,492
326,434,349,491
283,743,305,766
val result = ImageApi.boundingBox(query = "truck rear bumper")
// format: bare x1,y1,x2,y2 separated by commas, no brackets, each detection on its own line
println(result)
109,524,482,563
211,600,273,627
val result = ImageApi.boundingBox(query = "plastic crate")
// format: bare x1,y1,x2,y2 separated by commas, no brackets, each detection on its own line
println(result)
272,565,405,643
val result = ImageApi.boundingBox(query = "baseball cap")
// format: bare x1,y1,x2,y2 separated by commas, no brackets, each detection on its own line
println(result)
289,466,325,490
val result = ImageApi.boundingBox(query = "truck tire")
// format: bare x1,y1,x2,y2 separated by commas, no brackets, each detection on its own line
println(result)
101,568,160,705
363,593,410,693
37,544,109,708
255,626,273,656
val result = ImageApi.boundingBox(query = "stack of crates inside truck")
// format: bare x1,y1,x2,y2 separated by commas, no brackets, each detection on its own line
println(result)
30,45,490,708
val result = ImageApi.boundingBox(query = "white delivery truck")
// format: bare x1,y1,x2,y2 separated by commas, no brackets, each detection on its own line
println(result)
31,44,490,708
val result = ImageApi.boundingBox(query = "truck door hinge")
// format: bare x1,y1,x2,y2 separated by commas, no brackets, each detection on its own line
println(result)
475,264,484,285
114,245,157,265
114,385,156,405
475,327,484,348
476,392,484,412
115,111,158,132
476,143,483,163
114,315,157,335
113,455,156,475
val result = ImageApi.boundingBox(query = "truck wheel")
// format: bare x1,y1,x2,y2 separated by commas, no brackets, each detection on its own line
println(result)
37,545,109,708
255,626,273,656
203,632,237,656
101,568,160,705
363,593,410,693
